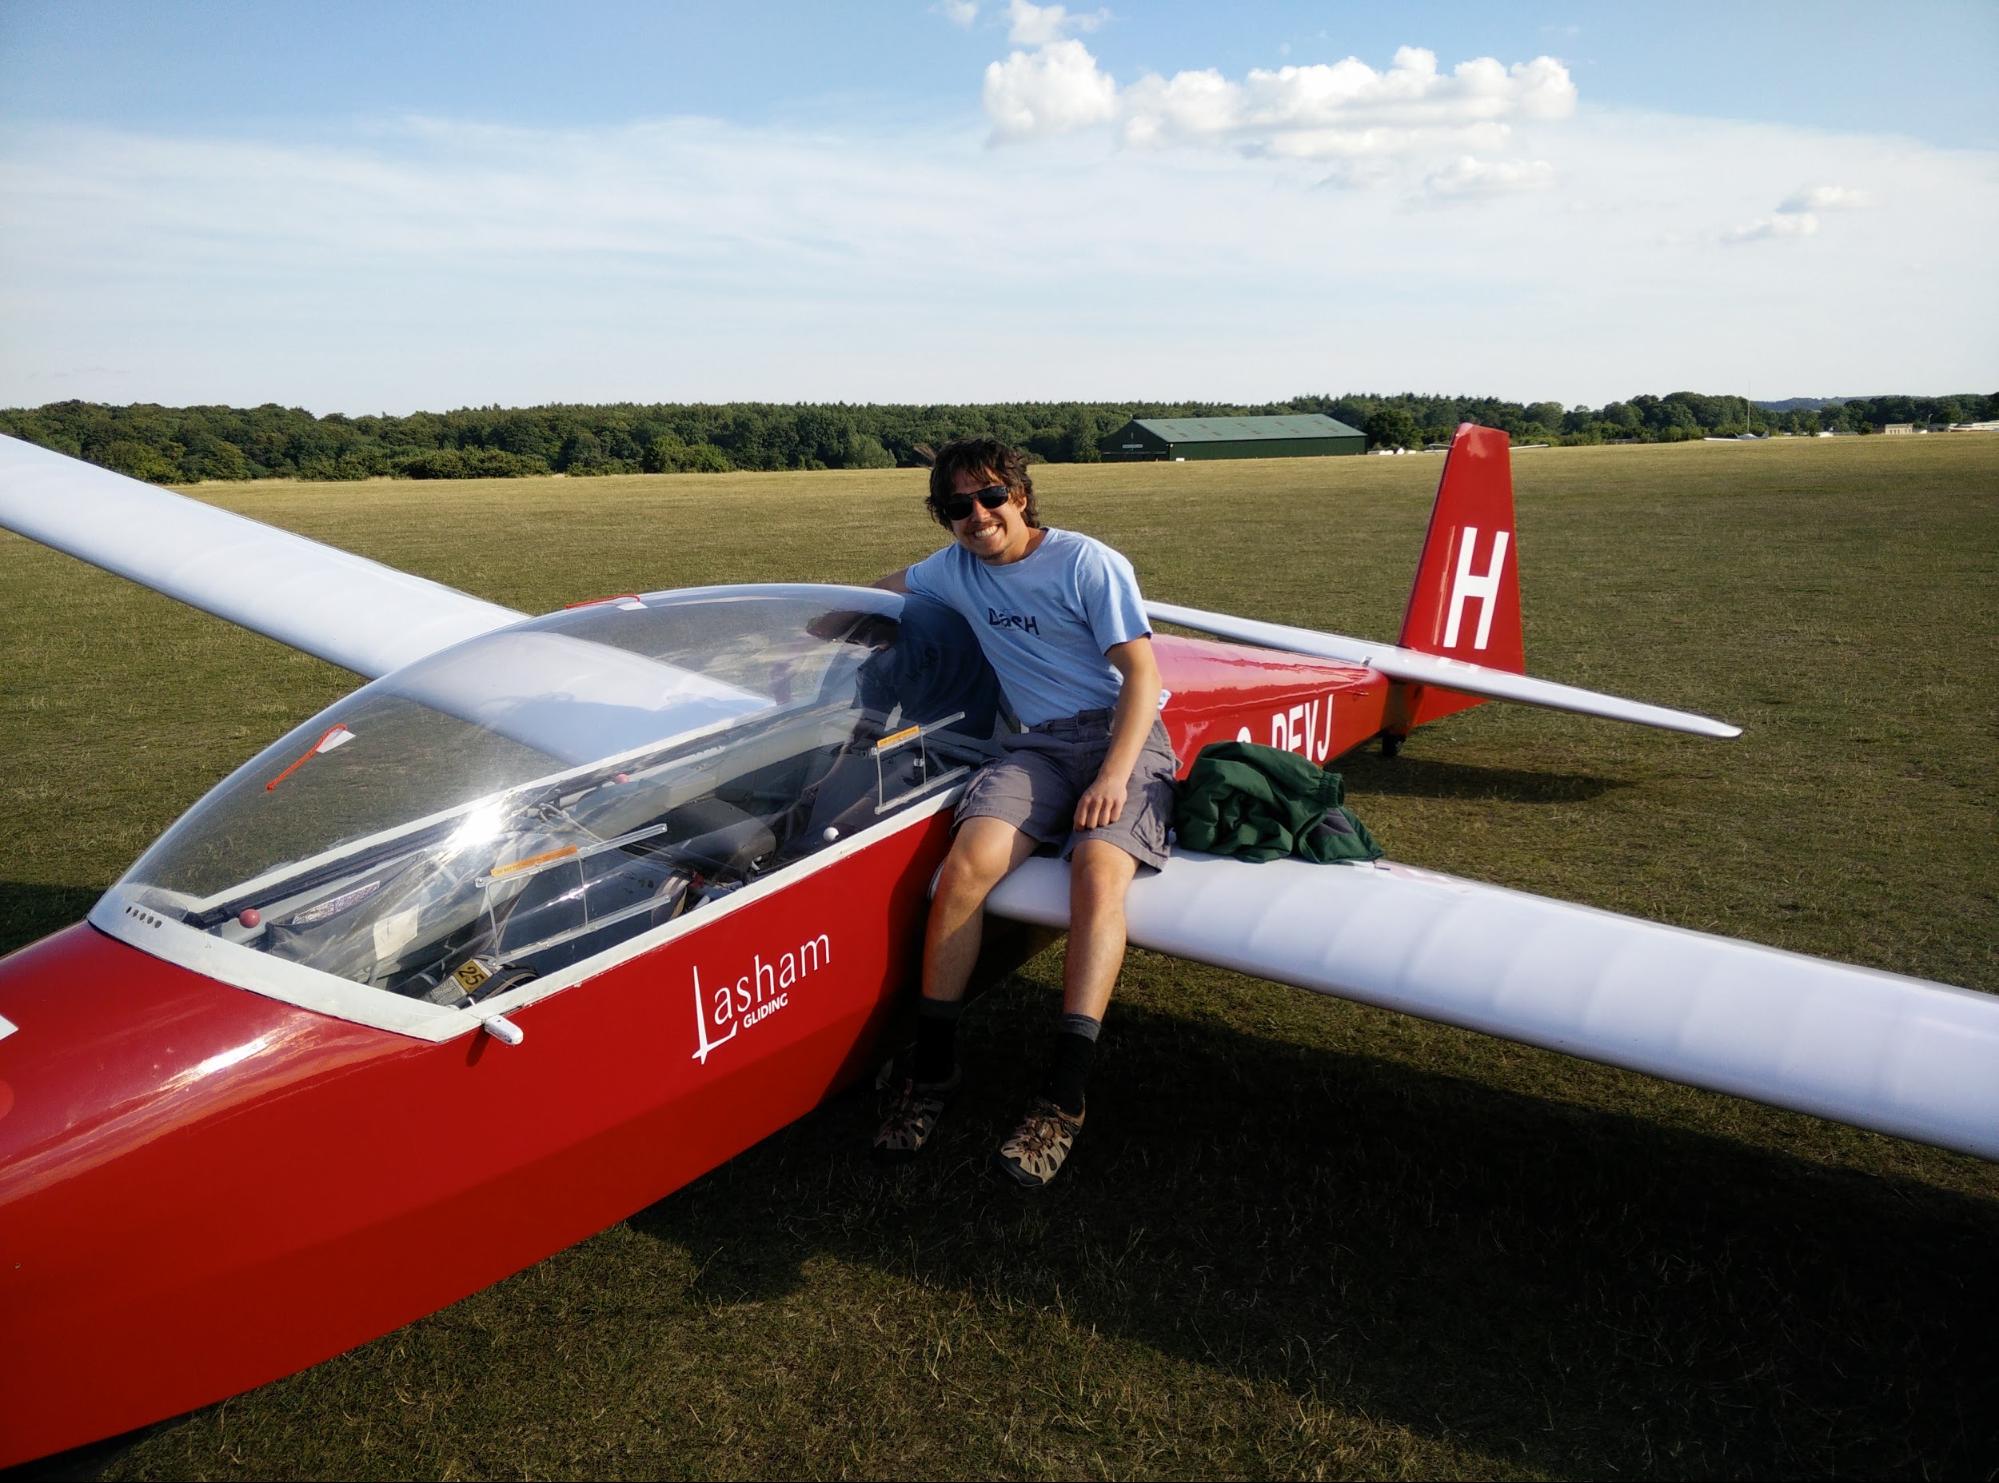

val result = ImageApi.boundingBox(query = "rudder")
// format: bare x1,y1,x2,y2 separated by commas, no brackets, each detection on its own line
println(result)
1398,424,1523,668
1389,424,1523,734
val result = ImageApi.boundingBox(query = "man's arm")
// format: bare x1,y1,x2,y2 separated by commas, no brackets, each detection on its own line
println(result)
804,567,911,640
1073,636,1162,831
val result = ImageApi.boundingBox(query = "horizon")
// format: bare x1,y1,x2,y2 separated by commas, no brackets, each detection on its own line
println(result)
2,390,1974,421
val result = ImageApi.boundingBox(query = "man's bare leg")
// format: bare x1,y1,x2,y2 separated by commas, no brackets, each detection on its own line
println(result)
922,816,1038,1005
1062,838,1140,1019
876,817,1037,1159
993,839,1138,1186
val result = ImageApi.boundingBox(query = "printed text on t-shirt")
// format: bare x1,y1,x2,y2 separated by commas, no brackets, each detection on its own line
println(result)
987,606,1039,637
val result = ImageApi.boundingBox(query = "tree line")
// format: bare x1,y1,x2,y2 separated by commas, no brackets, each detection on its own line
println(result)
1,391,1991,484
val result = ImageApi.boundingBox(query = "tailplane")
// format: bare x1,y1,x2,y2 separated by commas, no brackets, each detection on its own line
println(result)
1142,420,1740,743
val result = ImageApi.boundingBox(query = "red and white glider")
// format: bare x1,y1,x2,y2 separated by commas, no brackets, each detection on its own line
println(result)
0,426,1990,1469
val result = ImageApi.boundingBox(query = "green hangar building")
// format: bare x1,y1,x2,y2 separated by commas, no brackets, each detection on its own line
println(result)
1097,413,1366,462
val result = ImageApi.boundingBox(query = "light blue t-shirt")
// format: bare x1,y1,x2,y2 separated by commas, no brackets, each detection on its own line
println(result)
904,528,1151,728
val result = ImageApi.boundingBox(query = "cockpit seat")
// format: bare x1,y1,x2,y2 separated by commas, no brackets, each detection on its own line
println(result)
489,796,773,977
657,796,777,878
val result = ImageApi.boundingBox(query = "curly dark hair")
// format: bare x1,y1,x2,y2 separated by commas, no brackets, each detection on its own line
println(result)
925,436,1039,530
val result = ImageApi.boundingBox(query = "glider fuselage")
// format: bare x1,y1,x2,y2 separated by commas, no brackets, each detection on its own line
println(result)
0,620,1384,1469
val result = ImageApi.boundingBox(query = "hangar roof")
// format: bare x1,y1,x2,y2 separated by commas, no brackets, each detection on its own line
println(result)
1132,414,1364,443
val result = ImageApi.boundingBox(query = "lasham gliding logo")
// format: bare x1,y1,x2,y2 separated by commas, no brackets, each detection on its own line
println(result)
689,930,832,1065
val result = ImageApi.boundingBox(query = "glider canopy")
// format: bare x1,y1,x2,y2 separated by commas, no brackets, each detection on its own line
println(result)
105,587,1001,1026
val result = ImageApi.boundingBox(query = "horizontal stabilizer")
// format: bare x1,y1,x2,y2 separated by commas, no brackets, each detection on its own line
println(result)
0,435,526,678
982,852,1997,1161
1147,600,1741,739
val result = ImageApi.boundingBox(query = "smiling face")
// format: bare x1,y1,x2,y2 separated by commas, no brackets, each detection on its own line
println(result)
950,468,1037,565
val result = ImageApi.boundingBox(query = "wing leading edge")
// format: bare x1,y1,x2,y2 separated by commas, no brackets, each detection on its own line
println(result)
0,435,525,678
981,853,1999,1161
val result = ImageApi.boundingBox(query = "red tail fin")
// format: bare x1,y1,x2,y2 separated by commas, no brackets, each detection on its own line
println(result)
1390,424,1523,731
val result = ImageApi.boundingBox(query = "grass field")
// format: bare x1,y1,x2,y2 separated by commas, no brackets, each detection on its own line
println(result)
2,435,1996,1480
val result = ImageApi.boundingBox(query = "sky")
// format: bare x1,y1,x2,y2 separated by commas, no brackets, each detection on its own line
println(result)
1,0,1993,414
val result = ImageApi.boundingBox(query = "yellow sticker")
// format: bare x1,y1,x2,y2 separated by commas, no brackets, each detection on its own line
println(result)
874,724,920,751
491,844,579,878
453,958,493,993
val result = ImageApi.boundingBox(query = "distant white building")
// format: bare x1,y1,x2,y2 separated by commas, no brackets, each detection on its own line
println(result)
1949,420,1999,432
1882,423,1916,435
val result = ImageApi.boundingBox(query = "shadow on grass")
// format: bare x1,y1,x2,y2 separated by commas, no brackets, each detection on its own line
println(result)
0,882,105,958
0,1429,171,1483
632,981,1999,1481
1338,751,1632,805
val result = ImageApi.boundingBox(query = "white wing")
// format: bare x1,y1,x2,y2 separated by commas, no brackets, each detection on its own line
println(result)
983,853,1999,1161
0,434,523,677
1147,600,1741,739
0,440,863,777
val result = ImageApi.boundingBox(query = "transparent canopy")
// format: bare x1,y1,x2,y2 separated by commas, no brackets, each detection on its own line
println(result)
116,587,1001,1005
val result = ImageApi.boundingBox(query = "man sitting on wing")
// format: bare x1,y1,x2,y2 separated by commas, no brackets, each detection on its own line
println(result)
875,436,1177,1188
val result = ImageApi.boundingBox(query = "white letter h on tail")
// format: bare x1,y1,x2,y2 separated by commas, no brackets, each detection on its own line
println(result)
1442,527,1509,650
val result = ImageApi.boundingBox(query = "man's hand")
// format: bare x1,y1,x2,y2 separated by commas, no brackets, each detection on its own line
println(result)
1073,635,1160,833
804,609,895,645
1074,771,1130,831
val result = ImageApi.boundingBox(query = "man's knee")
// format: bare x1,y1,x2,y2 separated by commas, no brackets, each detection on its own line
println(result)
937,820,1030,905
1070,840,1138,910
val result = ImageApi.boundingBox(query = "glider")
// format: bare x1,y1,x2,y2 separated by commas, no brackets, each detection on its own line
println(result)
0,425,1990,1469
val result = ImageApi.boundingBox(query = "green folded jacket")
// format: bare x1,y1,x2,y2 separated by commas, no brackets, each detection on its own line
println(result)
1173,740,1384,864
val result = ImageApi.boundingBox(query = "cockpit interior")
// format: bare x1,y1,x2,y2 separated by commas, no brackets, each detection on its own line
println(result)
116,588,1003,1007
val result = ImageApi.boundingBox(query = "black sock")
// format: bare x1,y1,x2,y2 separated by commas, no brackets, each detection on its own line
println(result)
1044,1012,1100,1116
913,997,963,1083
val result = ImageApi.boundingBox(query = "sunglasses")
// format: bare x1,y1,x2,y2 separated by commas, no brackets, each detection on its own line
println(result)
938,485,1012,522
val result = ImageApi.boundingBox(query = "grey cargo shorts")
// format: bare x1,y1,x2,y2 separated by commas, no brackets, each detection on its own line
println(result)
955,708,1180,873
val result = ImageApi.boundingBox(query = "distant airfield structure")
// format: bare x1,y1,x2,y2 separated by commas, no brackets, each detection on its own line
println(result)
1097,413,1365,462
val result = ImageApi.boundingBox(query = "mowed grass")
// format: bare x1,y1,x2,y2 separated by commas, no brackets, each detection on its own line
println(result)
1,435,1995,1480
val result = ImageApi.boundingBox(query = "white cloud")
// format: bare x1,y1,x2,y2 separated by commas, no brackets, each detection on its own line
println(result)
983,38,1118,141
1779,183,1869,213
986,37,1576,187
1724,181,1869,243
1425,155,1556,198
1120,45,1577,150
1005,0,1108,46
932,0,978,25
1119,67,1238,147
1723,212,1821,243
